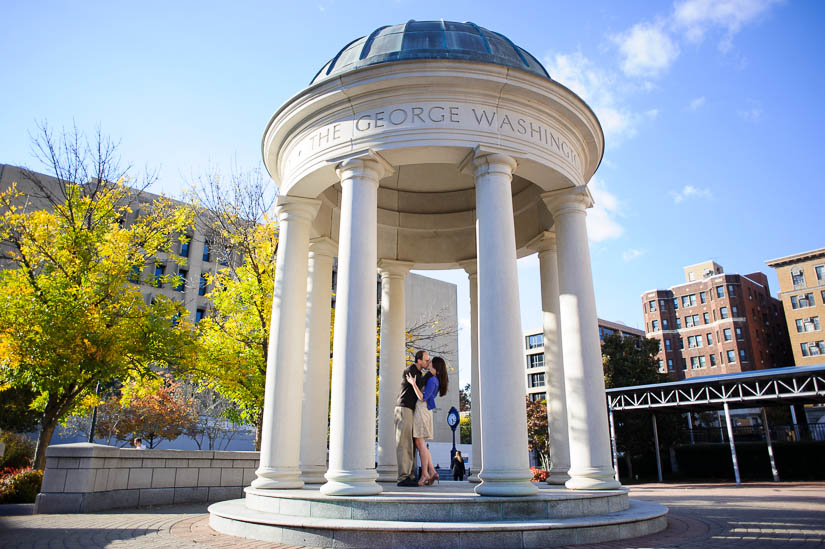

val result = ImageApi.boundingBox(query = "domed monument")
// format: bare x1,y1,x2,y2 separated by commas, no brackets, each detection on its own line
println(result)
209,20,667,547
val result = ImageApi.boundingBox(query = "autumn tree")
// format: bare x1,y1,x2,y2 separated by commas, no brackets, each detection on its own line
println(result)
0,124,196,468
459,415,471,444
185,167,276,449
94,378,197,448
526,396,550,470
459,383,471,412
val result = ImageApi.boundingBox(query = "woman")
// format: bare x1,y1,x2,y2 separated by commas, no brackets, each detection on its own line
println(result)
405,356,449,486
451,450,466,481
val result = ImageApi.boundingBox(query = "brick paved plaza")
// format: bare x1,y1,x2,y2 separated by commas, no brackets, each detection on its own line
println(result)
1,482,823,548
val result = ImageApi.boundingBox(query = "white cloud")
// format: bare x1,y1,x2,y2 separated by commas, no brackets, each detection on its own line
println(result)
622,249,646,262
612,22,680,77
671,185,713,203
586,177,624,242
738,107,763,121
673,0,782,51
545,52,652,144
689,96,706,110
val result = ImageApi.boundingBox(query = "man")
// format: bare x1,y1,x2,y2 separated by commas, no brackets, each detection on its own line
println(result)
133,438,147,450
394,350,430,487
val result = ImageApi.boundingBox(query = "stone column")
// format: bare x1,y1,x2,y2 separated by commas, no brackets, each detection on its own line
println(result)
472,153,537,497
459,259,482,484
543,186,620,490
376,259,413,482
532,232,571,485
252,195,321,490
321,157,387,496
299,237,337,484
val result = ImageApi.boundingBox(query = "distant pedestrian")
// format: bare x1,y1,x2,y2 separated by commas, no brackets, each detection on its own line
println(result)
133,438,147,450
451,451,466,481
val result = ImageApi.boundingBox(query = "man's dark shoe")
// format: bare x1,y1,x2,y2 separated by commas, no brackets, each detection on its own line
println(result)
397,478,418,487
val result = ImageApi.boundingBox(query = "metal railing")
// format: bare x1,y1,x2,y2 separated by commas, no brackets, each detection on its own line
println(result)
678,423,825,444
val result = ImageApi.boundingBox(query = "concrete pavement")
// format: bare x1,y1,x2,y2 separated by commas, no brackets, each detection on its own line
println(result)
0,482,823,548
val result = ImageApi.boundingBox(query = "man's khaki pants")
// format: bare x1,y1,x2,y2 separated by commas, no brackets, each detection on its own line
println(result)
394,406,415,482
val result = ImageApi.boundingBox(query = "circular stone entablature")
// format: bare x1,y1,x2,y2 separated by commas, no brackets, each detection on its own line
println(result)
262,20,603,268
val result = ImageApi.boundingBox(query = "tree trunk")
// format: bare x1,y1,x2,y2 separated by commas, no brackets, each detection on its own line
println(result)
33,416,58,471
255,415,263,451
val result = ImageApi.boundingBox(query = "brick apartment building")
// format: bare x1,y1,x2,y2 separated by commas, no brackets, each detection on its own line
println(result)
641,260,793,380
766,247,825,365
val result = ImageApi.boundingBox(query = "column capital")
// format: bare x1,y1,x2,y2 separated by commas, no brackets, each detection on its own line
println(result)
541,186,594,217
457,259,477,277
469,152,517,179
377,259,413,279
308,237,337,257
525,231,557,256
335,150,393,183
275,195,322,223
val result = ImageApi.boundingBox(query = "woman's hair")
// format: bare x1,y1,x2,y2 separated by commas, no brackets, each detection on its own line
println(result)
431,356,449,397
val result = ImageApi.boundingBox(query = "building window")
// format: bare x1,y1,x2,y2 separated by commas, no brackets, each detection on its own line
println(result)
528,372,546,388
690,294,697,306
801,341,825,357
660,299,667,310
202,240,211,262
816,265,824,282
198,274,208,296
527,353,544,369
673,298,679,310
690,356,700,369
791,293,815,309
181,236,191,257
727,350,736,363
675,317,682,329
658,360,665,373
716,286,725,298
667,359,674,371
154,265,164,288
736,327,743,340
649,300,657,312
175,269,187,292
681,358,687,370
732,306,738,317
707,333,713,345
663,318,669,329
700,291,707,304
723,328,732,341
679,337,684,349
699,355,707,368
740,349,747,362
128,265,142,283
796,317,821,333
685,315,693,328
525,334,543,349
682,296,690,308
195,309,205,323
727,284,737,297
665,339,672,351
529,393,544,402
651,320,660,332
792,269,805,289
710,354,717,367
703,312,710,324
720,307,729,319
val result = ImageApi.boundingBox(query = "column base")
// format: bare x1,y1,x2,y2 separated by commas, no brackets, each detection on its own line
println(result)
474,468,537,497
546,468,571,485
468,472,481,484
565,467,621,490
251,467,304,490
375,464,398,482
320,469,382,496
299,465,327,484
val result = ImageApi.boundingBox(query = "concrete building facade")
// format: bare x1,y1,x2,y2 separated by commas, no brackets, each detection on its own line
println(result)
642,260,792,380
524,319,644,402
766,247,825,365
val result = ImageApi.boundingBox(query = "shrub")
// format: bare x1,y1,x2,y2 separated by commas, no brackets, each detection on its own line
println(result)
0,431,35,469
531,467,548,482
0,466,43,503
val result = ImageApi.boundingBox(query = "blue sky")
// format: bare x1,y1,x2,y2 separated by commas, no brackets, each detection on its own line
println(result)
2,1,823,385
